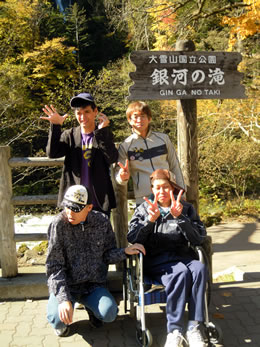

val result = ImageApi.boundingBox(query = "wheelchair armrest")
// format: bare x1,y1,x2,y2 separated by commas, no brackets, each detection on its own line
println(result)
193,243,213,282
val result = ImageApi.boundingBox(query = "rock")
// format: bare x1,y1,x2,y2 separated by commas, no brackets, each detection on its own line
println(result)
17,243,30,256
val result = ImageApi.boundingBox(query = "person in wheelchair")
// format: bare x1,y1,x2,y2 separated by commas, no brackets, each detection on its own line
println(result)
128,169,207,347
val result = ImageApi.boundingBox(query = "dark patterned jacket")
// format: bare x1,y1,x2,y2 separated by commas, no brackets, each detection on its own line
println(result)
46,210,126,304
46,124,118,212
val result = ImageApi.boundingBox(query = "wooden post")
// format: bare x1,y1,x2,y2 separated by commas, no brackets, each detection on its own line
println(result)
111,164,128,272
111,166,128,249
176,40,199,212
0,146,18,277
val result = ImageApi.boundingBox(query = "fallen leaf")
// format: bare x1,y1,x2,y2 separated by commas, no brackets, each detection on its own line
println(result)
221,291,232,297
213,313,225,319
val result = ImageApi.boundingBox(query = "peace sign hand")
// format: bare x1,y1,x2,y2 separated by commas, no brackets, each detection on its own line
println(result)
143,193,160,222
118,159,130,181
170,190,184,218
41,105,68,125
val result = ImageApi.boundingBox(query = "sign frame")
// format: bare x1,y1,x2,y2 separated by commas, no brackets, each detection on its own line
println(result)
128,50,246,100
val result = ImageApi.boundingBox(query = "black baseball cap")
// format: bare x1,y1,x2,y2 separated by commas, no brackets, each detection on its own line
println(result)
70,93,95,108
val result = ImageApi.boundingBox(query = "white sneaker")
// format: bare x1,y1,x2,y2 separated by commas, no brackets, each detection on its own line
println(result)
186,325,206,347
74,302,84,309
164,329,186,347
54,326,69,337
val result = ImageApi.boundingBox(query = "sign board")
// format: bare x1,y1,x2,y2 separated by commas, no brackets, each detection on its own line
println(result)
128,50,246,100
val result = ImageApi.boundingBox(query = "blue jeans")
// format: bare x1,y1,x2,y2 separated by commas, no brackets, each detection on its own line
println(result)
47,287,118,329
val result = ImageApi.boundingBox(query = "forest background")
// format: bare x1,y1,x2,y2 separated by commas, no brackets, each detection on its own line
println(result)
0,0,259,226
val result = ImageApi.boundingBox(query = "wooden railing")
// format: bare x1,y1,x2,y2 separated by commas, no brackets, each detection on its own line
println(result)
0,146,129,278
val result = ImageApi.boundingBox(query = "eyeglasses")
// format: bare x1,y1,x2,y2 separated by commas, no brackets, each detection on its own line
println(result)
131,114,148,121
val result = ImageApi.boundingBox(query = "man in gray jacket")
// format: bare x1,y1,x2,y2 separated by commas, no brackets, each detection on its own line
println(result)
46,185,144,337
115,101,185,206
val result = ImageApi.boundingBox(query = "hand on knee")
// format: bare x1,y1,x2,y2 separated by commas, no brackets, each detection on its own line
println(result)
102,305,118,323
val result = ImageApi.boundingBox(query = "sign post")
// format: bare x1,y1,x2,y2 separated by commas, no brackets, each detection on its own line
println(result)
175,40,198,211
128,41,245,210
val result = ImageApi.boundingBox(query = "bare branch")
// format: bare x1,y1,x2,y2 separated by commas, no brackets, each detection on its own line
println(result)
7,120,37,146
236,121,260,144
198,121,234,144
187,2,249,24
0,117,31,130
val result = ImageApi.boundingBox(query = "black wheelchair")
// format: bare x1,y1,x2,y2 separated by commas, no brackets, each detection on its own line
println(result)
123,245,223,347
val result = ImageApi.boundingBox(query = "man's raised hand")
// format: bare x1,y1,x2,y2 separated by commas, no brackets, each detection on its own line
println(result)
41,105,68,125
143,193,160,222
170,190,184,218
118,159,130,181
97,112,110,129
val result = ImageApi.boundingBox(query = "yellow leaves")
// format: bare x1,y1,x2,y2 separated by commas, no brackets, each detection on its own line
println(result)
152,33,171,50
22,38,77,81
222,0,260,50
2,0,47,22
24,38,76,59
148,0,177,50
0,0,53,54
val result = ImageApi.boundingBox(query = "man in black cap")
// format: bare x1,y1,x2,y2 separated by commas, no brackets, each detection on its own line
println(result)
46,184,145,337
41,93,118,216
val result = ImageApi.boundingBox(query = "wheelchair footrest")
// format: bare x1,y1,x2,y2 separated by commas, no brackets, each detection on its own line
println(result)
138,285,167,305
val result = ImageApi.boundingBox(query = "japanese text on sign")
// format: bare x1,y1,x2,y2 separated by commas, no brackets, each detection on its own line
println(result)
149,54,217,64
150,68,225,86
128,51,245,100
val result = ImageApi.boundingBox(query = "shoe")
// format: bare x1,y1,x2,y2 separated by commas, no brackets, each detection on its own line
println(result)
54,326,70,337
186,325,206,347
164,329,186,347
74,302,84,309
86,309,103,328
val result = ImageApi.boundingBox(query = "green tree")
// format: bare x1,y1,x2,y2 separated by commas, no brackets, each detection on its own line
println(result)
64,3,89,70
104,0,256,51
199,136,260,200
22,37,78,100
0,0,54,58
0,0,80,156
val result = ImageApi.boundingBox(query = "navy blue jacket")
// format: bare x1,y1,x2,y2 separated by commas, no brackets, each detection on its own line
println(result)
128,198,206,271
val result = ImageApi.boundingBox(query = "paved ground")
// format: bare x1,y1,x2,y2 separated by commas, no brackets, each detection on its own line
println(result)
0,221,260,347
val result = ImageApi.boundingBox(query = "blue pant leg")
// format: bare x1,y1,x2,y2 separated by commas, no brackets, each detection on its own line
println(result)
155,262,192,333
47,293,76,329
81,287,118,323
185,259,207,322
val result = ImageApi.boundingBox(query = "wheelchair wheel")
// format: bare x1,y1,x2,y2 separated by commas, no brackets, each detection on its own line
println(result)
206,321,223,345
136,327,153,347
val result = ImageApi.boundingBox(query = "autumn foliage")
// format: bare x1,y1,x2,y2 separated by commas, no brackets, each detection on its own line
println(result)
222,0,260,50
0,0,259,214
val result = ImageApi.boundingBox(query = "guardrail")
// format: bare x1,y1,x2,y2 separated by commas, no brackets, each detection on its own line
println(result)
0,145,129,277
